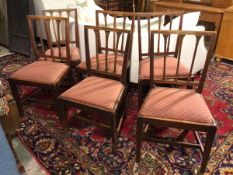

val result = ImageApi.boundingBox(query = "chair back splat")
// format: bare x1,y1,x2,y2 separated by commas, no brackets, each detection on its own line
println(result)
136,11,184,61
43,9,80,49
96,10,136,33
76,10,135,80
27,15,71,63
84,25,132,84
96,10,135,65
41,8,81,73
149,30,217,93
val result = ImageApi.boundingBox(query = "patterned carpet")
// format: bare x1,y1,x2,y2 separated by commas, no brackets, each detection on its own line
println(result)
0,54,35,101
1,54,233,174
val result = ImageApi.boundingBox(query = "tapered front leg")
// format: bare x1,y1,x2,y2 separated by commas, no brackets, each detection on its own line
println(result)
9,79,23,117
136,117,143,162
111,115,118,151
200,127,217,173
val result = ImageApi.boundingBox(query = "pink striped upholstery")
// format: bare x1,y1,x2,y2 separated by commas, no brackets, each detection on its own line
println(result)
45,46,80,61
10,61,69,85
77,54,124,74
139,87,213,124
59,76,124,111
139,57,189,79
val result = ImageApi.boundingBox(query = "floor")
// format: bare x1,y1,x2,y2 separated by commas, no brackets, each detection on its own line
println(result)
12,137,46,175
1,102,46,175
0,45,11,57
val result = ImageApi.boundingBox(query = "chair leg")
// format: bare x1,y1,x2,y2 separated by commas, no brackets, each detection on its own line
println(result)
57,99,67,127
75,69,84,82
111,116,118,151
69,67,77,85
136,117,143,162
52,86,68,127
138,81,143,110
200,127,217,173
8,80,23,117
52,85,59,113
117,86,128,134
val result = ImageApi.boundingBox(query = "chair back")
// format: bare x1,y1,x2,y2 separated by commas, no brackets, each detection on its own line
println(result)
27,15,71,63
96,10,135,54
42,9,80,48
84,25,132,84
149,30,217,93
136,11,184,61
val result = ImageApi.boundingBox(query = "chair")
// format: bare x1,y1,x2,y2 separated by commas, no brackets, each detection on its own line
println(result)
42,8,81,81
8,15,71,120
137,11,186,108
76,10,135,79
136,30,217,174
58,25,132,150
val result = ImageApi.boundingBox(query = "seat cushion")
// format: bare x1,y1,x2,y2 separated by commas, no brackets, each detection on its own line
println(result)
45,46,80,61
139,87,213,124
77,54,124,74
139,57,189,80
59,76,124,112
10,61,69,85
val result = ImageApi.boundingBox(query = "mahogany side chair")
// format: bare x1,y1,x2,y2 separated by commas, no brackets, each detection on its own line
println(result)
42,8,81,81
136,30,217,174
58,26,132,150
8,15,72,120
137,11,186,108
76,10,135,80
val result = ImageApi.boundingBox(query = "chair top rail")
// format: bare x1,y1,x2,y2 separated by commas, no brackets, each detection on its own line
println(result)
42,8,77,13
27,15,68,21
96,10,184,17
151,30,217,36
85,25,131,34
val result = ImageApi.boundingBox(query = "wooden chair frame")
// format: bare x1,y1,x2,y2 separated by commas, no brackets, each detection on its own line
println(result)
28,15,72,63
43,9,81,83
137,11,185,108
136,30,217,173
58,26,132,150
76,10,135,81
42,8,80,62
8,15,71,119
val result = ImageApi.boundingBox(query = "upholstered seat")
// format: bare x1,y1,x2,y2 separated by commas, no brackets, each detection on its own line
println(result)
139,87,213,124
10,61,69,85
45,47,80,61
139,57,190,79
59,76,124,111
77,54,124,74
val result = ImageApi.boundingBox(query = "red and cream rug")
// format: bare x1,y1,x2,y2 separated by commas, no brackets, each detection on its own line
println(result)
1,54,232,174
